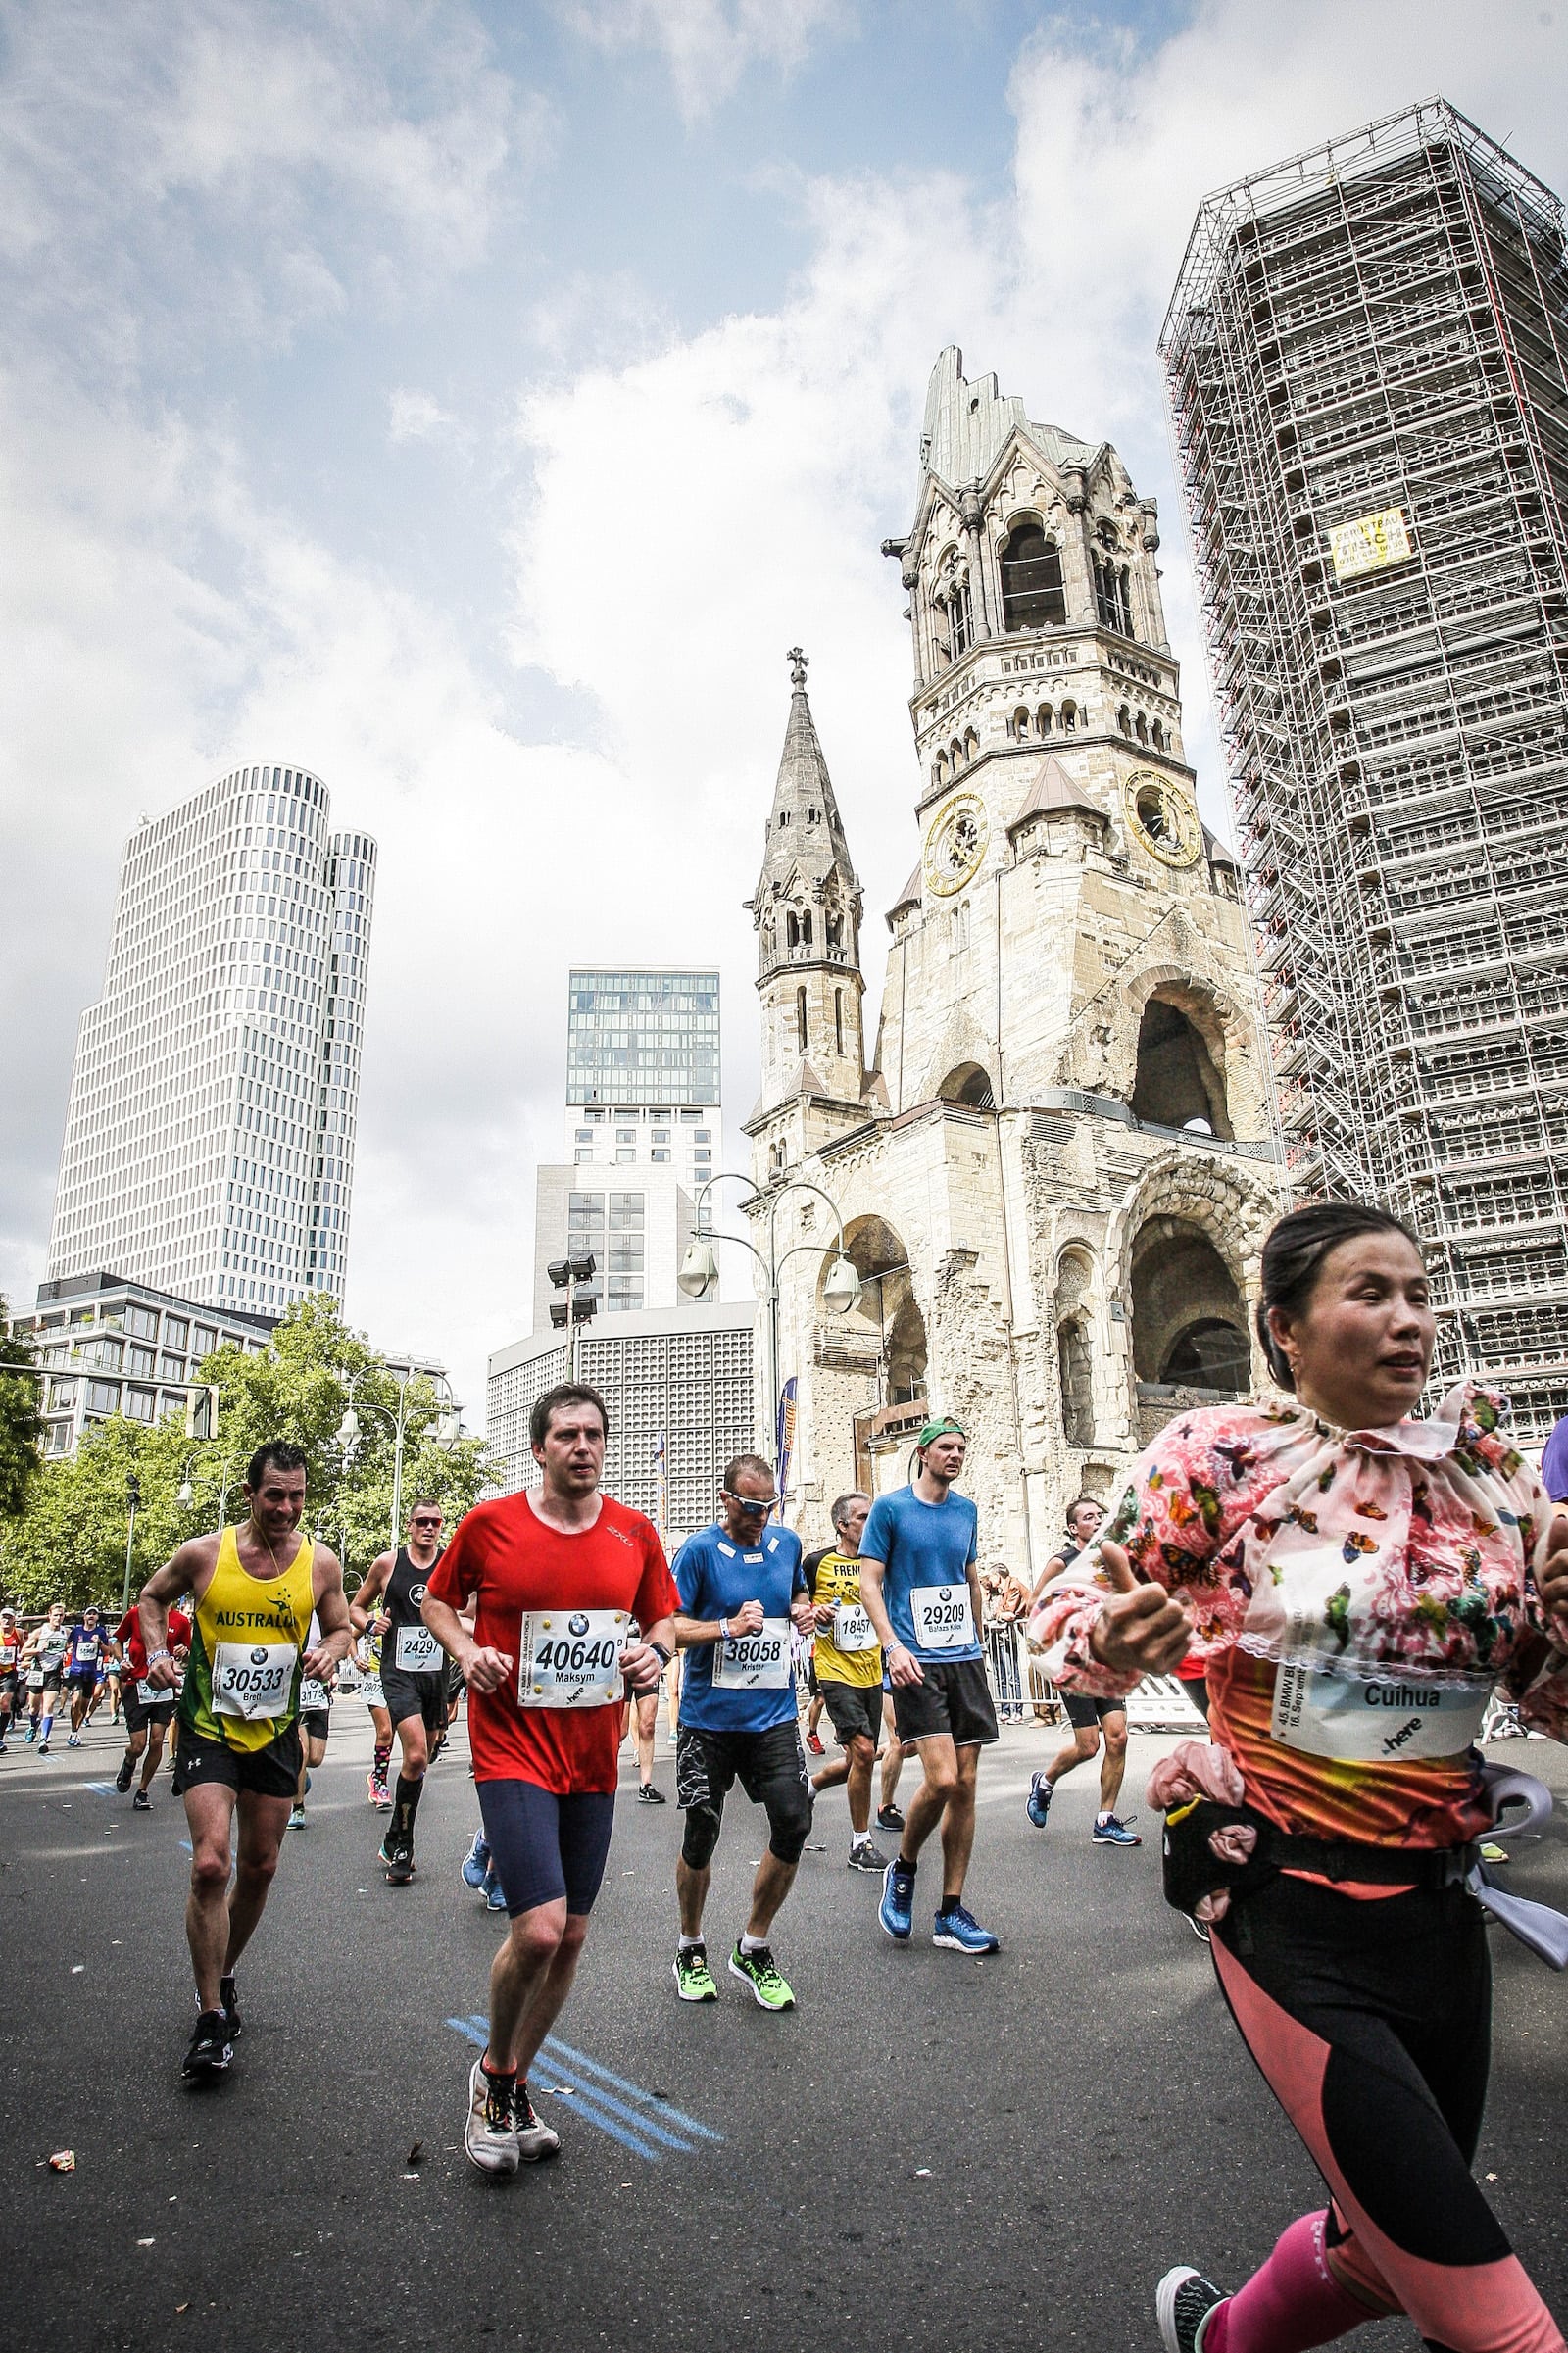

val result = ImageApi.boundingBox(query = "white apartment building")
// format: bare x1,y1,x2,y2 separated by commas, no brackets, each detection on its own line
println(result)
45,762,375,1315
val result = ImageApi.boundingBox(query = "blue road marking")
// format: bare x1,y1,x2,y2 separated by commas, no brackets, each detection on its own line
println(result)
541,2034,724,2144
86,1783,119,1796
444,2017,722,2164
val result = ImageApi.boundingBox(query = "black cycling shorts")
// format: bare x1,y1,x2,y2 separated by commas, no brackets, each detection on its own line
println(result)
381,1666,446,1741
172,1721,302,1801
477,1779,617,1918
675,1719,812,1866
1063,1691,1128,1731
890,1655,999,1749
821,1679,883,1746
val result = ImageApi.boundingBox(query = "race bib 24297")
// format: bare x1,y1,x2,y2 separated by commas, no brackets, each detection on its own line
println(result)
395,1623,441,1674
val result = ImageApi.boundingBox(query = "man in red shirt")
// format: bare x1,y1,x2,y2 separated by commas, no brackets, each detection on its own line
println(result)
423,1382,676,2178
114,1597,192,1809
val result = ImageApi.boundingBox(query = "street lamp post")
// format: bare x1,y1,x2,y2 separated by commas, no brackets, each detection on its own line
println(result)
678,1170,861,1499
336,1369,461,1552
121,1473,142,1613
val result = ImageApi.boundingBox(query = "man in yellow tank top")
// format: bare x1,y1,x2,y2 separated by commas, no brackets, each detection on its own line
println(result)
139,1440,354,2083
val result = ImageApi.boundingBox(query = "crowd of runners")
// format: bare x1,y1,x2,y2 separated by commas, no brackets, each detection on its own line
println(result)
8,1198,1568,2350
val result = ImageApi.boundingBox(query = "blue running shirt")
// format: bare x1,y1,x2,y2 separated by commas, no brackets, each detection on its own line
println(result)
858,1486,980,1665
674,1521,805,1733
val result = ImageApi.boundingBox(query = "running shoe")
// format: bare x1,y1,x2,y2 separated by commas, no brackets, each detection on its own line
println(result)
464,2057,519,2177
806,1731,825,1756
1091,1812,1142,1846
933,1901,1001,1954
514,2083,561,2163
637,1782,666,1805
368,1771,391,1808
132,1789,150,1811
181,2011,233,2083
381,1836,416,1886
1155,2267,1228,2353
1189,1915,1212,1945
115,1753,135,1793
484,1875,509,1914
288,1803,307,1829
848,1838,887,1873
672,1943,718,2002
24,1724,35,1745
220,1976,243,2040
1026,1771,1054,1828
68,1732,81,1748
37,1740,50,1754
728,1943,796,2011
462,1831,492,1888
876,1803,905,1833
879,1859,914,1941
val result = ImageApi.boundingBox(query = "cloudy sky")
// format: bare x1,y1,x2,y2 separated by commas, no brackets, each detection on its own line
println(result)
2,0,1563,1418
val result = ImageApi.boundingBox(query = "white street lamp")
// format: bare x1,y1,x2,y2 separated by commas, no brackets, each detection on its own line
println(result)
820,1254,863,1315
678,1240,720,1300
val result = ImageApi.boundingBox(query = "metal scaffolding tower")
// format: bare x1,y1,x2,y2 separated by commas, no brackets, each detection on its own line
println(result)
1160,97,1568,1442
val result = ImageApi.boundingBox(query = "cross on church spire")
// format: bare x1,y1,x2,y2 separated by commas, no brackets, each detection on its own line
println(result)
788,646,808,688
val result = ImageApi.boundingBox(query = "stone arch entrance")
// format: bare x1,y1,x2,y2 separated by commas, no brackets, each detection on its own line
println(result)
1054,1246,1097,1448
1130,1215,1250,1396
1130,991,1233,1139
832,1213,928,1405
938,1060,995,1109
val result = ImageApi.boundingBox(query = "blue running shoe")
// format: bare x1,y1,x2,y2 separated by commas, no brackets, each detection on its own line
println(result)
462,1831,491,1889
879,1858,914,1942
483,1870,509,1913
1091,1812,1142,1846
1026,1771,1054,1829
932,1900,1000,1953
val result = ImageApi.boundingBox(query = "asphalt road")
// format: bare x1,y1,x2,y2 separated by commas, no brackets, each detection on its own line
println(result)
5,1701,1567,2352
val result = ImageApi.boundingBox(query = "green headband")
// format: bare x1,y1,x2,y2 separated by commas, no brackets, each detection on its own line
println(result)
917,1415,967,1447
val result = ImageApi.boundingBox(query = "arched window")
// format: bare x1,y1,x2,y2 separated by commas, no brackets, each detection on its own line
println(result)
834,987,844,1055
963,727,979,762
776,808,790,828
1118,705,1132,736
935,552,972,665
807,804,819,823
1152,718,1166,752
1130,995,1233,1138
1118,564,1134,637
935,751,948,786
1061,700,1077,734
1058,1315,1094,1448
796,987,808,1053
999,519,1066,631
951,738,964,769
825,908,843,952
1135,711,1150,745
1037,705,1053,737
1013,706,1031,739
786,910,799,949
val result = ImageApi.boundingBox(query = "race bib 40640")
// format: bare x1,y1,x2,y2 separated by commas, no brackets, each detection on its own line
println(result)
518,1611,627,1709
712,1617,791,1689
909,1586,974,1651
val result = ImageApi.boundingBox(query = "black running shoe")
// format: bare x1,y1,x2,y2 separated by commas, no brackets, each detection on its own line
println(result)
115,1752,135,1794
636,1782,666,1805
876,1803,906,1833
1156,2267,1228,2353
382,1836,415,1886
220,1975,243,2040
182,2011,233,2083
131,1789,151,1812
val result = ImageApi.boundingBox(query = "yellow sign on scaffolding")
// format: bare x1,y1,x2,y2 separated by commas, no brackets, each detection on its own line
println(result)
1329,506,1412,581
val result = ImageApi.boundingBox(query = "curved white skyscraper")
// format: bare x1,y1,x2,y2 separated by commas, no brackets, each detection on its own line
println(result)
45,761,375,1313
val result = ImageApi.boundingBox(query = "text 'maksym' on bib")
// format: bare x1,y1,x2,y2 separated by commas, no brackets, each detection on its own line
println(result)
518,1610,627,1708
212,1642,296,1721
910,1585,974,1651
832,1600,877,1653
711,1615,792,1689
1271,1659,1494,1763
395,1623,441,1674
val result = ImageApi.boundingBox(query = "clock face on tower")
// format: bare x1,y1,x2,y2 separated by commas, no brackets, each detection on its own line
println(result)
922,791,990,898
1123,769,1201,867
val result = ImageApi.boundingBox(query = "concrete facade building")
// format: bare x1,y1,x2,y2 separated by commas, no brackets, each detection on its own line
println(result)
747,350,1286,1571
1162,100,1568,1442
5,1272,276,1458
564,967,719,1192
45,762,374,1316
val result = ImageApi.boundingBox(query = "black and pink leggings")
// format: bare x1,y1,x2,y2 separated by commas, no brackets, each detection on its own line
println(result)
1208,1874,1562,2352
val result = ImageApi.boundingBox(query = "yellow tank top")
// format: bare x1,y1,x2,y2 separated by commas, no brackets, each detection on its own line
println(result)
181,1523,316,1751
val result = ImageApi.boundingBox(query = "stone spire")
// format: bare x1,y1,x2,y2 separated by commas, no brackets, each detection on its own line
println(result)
749,650,866,1112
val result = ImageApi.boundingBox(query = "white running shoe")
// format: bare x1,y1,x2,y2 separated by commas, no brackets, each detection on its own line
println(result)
514,2083,562,2162
464,2056,519,2177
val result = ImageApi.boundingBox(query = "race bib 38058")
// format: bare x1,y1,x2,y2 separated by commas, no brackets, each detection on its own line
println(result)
711,1617,791,1689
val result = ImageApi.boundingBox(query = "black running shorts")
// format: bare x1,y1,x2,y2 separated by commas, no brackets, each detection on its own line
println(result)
890,1655,999,1749
1063,1691,1128,1731
381,1666,446,1741
821,1679,884,1746
172,1720,302,1801
299,1708,331,1743
122,1682,176,1736
477,1779,616,1917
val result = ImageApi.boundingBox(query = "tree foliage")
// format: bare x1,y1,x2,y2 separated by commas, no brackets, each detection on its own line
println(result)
0,1296,496,1612
0,1300,46,1525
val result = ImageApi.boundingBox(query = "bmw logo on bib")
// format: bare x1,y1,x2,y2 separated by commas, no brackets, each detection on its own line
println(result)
250,1647,268,1665
568,1612,591,1638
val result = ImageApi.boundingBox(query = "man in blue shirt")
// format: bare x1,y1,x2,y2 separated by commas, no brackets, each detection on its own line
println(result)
671,1453,816,2012
64,1606,111,1747
858,1416,1000,1954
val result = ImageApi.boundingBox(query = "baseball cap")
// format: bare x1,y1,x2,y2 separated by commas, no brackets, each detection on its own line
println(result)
916,1415,967,1447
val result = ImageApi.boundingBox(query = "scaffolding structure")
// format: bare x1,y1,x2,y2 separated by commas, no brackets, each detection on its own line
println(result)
1160,97,1568,1441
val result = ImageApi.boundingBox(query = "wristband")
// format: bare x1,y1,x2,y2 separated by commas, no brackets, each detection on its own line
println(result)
146,1647,171,1664
718,1618,730,1642
647,1641,672,1669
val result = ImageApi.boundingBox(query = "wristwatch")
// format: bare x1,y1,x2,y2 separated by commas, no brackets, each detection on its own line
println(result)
647,1640,672,1669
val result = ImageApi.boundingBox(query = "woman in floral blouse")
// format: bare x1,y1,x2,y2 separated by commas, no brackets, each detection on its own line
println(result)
1035,1201,1568,2353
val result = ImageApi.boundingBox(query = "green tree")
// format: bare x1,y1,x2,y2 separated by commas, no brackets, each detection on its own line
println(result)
0,1300,46,1526
0,1296,496,1611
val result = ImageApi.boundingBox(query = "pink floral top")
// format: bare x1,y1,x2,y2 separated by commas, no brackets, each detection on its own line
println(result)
1035,1382,1568,1848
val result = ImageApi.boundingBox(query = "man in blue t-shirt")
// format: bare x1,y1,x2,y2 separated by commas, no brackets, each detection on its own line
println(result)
858,1416,1000,1955
64,1606,111,1746
671,1452,816,2013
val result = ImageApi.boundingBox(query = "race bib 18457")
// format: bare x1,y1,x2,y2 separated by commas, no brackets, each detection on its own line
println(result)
832,1601,877,1654
518,1610,627,1709
711,1617,791,1689
909,1586,974,1652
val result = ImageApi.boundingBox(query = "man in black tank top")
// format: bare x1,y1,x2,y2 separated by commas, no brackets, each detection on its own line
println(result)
350,1503,447,1885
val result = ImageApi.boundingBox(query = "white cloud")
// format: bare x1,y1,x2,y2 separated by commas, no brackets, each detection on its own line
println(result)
387,387,463,445
554,0,848,120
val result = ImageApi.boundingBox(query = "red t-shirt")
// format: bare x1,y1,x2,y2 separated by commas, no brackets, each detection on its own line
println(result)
425,1492,676,1794
116,1607,192,1683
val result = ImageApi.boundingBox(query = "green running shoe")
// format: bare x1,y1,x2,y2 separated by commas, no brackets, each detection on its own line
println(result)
728,1942,795,2011
672,1943,718,2002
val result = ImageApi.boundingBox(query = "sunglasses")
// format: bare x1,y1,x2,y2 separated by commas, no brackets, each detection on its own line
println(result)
410,1517,443,1529
722,1491,776,1513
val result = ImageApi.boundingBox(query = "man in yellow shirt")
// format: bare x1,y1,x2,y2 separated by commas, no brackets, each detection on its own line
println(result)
807,1492,886,1873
